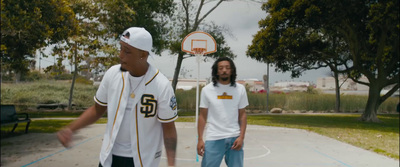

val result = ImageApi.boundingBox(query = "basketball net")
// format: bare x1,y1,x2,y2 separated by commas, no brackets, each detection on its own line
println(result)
193,48,206,62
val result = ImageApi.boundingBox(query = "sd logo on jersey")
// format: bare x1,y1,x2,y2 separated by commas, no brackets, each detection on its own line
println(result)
141,94,157,117
170,96,177,111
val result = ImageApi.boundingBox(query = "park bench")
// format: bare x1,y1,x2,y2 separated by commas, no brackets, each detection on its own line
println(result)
1,105,31,133
36,103,75,110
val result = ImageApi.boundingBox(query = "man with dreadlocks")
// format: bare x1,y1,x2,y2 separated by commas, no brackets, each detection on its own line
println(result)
197,57,249,167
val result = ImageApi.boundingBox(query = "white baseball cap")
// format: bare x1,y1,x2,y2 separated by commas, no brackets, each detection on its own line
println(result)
120,27,154,56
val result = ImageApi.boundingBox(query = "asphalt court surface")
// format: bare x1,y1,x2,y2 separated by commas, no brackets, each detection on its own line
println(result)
1,122,398,167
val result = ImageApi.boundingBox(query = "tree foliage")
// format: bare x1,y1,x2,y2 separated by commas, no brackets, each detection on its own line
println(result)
97,0,175,54
48,0,176,109
1,0,77,81
247,0,399,122
79,0,177,72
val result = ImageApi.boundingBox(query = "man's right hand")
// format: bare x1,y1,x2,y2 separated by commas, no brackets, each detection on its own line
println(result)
56,104,106,148
57,127,73,148
197,139,205,156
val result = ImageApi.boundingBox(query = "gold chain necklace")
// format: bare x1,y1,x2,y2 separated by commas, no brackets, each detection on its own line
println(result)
129,74,146,98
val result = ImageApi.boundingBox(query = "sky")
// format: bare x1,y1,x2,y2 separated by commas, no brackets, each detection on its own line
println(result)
36,1,331,84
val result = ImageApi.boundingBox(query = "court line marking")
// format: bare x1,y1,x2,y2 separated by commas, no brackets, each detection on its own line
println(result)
308,146,353,167
21,134,103,167
245,145,271,160
161,145,271,161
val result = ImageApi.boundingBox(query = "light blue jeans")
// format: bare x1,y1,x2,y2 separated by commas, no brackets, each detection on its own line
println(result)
201,136,244,167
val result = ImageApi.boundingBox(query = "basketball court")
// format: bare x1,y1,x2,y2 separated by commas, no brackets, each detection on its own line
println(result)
1,33,398,167
1,122,398,167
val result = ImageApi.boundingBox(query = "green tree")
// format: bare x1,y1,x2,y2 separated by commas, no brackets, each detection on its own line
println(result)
1,0,77,82
97,0,175,54
169,0,236,91
50,0,176,109
52,0,107,110
76,0,176,79
247,0,399,122
44,46,68,78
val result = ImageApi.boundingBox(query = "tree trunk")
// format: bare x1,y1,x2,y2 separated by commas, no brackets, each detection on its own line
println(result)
359,82,382,122
171,52,184,92
68,47,78,110
333,71,341,112
15,71,21,83
69,67,77,110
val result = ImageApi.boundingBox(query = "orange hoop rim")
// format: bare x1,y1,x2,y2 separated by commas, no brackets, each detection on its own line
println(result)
193,48,206,55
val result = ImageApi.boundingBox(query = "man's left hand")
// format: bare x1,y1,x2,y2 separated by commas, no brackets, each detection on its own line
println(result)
231,137,243,150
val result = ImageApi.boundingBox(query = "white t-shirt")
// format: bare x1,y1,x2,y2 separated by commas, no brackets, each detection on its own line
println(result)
199,82,249,141
112,75,144,157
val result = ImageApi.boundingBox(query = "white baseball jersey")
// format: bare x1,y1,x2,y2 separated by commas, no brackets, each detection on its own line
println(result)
200,82,248,141
94,64,178,167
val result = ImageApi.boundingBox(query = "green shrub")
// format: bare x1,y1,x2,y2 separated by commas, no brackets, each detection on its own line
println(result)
54,73,73,80
20,71,43,81
1,73,14,81
306,86,321,94
245,91,397,112
75,76,93,85
1,80,97,110
175,88,196,111
1,81,398,113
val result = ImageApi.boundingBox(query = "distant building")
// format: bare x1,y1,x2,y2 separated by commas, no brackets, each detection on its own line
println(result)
315,76,400,96
237,79,264,92
270,81,311,92
316,76,369,91
236,80,314,93
273,81,310,87
173,78,265,92
171,78,207,90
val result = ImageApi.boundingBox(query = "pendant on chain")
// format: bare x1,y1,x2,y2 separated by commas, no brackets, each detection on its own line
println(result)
130,93,135,98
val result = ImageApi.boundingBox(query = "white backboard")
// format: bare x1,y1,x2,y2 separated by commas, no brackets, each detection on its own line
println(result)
181,31,217,55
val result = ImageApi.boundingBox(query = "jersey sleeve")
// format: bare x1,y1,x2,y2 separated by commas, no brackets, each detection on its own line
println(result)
94,66,116,106
157,83,178,123
199,86,209,108
238,85,249,109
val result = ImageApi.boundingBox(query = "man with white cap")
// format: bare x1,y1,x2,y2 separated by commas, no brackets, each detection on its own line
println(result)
57,27,178,167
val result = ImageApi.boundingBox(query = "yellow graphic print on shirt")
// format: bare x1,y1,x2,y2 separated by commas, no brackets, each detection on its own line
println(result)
217,92,232,99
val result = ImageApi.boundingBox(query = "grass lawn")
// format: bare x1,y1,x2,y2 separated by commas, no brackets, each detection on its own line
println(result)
1,118,107,139
1,112,398,160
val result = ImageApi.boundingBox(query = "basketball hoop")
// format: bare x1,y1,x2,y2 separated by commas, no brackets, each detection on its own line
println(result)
182,31,216,64
182,31,217,55
181,31,217,162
